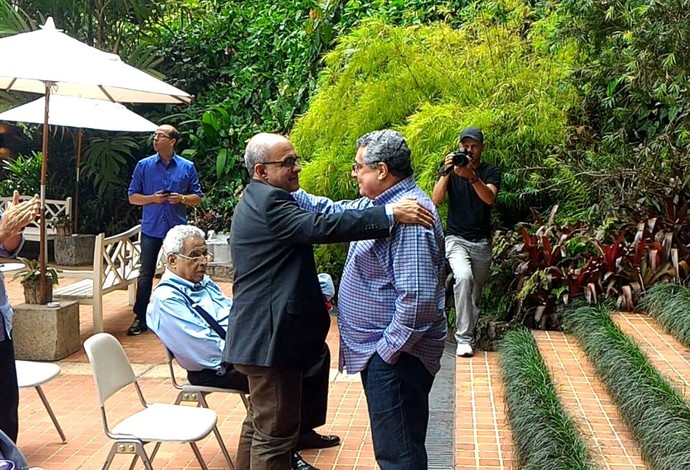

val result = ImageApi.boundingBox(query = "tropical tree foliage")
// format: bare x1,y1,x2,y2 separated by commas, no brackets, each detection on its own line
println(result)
557,0,690,212
291,3,577,279
146,0,471,231
292,11,577,224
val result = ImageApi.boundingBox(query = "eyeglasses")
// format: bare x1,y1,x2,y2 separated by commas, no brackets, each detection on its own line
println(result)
152,132,171,140
261,156,300,168
175,252,213,263
352,161,380,172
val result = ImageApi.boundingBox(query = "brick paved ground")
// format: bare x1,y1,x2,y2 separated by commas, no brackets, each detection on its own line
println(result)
6,274,666,469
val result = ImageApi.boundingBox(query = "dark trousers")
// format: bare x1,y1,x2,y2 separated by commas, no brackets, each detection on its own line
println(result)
234,345,331,470
187,349,329,432
187,366,250,393
0,331,19,443
235,364,301,470
361,352,434,470
133,233,163,323
298,344,330,433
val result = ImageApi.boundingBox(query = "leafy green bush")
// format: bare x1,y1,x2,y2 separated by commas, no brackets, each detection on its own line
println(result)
0,151,41,196
292,3,577,278
292,10,577,213
558,0,690,214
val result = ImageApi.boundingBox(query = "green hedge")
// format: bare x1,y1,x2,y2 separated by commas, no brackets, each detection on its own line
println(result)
639,283,690,347
564,303,690,469
500,328,595,470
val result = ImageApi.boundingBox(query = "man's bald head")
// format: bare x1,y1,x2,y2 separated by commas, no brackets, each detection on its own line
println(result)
244,133,291,177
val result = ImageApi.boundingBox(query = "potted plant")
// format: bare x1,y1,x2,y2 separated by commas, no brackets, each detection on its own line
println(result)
51,213,72,236
12,257,60,304
52,214,95,265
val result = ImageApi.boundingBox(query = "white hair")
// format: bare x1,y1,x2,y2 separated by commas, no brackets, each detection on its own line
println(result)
162,225,205,255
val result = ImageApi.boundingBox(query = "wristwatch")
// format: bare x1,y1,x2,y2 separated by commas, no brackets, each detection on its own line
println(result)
181,195,187,204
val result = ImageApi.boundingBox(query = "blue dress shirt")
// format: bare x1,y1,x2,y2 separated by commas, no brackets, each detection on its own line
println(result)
147,271,231,371
292,177,447,376
127,153,203,238
0,212,24,341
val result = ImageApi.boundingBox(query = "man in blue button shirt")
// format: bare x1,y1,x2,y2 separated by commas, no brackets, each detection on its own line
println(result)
0,191,39,443
147,224,341,470
127,124,203,335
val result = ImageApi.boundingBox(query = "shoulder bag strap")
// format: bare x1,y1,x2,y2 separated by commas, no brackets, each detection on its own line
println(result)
158,281,227,338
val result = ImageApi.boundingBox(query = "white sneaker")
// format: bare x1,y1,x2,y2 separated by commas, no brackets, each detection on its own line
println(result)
456,343,473,357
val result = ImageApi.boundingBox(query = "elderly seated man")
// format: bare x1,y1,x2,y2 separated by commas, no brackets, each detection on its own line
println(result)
147,224,340,470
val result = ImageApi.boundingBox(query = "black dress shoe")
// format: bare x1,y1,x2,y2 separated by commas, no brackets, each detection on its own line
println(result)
295,430,341,451
291,451,319,470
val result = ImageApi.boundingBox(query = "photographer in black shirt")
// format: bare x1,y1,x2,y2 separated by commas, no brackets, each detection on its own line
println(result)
432,127,501,357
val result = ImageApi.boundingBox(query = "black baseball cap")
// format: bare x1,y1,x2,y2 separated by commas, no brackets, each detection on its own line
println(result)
459,127,484,144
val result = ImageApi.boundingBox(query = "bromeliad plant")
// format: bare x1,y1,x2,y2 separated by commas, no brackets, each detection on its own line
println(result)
50,213,72,236
507,206,600,329
12,257,60,285
506,201,690,329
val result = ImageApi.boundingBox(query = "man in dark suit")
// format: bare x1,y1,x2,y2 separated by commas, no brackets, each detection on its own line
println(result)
224,133,434,470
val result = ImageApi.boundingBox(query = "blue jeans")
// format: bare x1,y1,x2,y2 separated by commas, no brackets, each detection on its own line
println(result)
361,352,434,470
133,233,163,323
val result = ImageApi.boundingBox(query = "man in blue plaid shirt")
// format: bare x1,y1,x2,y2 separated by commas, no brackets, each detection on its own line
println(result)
293,129,447,469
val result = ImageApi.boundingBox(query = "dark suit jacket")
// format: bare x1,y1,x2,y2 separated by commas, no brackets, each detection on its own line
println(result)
224,179,390,369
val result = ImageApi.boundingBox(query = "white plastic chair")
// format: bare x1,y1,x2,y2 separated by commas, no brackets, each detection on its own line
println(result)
163,347,250,470
15,360,66,443
83,333,218,470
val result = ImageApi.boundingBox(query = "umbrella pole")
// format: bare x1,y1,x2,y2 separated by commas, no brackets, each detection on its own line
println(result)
74,129,83,234
39,83,52,305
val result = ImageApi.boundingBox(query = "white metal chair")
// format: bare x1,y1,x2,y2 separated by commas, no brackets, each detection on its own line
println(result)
164,347,250,409
15,360,66,444
163,347,250,470
83,333,218,470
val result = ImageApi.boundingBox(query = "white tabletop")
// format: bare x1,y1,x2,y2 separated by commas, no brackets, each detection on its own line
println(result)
16,360,61,387
0,262,23,273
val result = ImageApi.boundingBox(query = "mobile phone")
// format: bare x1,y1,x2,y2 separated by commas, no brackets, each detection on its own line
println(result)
160,190,171,195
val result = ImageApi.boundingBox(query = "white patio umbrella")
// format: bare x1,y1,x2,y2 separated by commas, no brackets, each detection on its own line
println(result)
0,18,190,104
0,95,158,231
0,95,159,132
0,17,191,303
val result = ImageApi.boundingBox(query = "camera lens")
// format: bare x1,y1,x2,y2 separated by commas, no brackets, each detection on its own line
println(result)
452,149,470,167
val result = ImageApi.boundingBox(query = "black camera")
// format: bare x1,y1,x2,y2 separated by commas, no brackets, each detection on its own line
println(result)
450,148,472,167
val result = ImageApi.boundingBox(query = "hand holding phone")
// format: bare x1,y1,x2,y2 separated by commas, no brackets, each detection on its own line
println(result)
160,190,171,195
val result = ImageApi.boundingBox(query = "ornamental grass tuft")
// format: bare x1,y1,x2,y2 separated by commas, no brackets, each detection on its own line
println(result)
639,283,690,347
564,302,690,470
500,328,596,470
